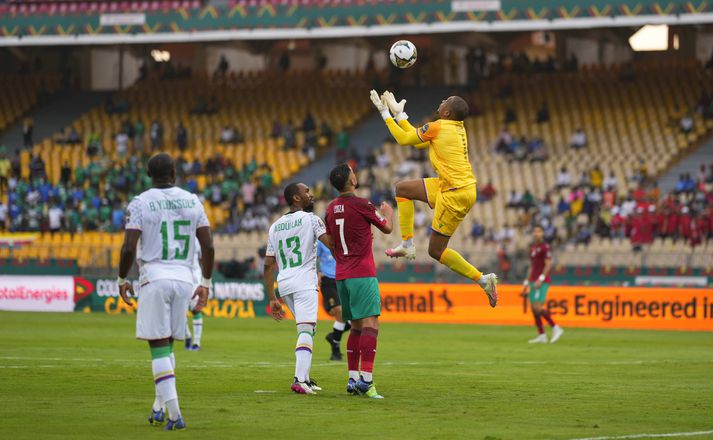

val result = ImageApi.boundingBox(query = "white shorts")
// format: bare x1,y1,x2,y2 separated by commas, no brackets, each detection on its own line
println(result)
136,279,193,341
282,289,318,324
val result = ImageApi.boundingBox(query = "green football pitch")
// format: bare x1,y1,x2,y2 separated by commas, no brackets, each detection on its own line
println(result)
1,312,712,440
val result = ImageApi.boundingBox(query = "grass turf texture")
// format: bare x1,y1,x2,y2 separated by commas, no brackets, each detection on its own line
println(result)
1,312,712,440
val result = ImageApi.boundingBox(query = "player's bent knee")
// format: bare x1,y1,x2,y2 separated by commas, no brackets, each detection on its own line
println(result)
296,323,316,336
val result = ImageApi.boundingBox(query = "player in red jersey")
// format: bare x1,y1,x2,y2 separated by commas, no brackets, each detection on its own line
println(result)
324,163,393,399
522,225,564,344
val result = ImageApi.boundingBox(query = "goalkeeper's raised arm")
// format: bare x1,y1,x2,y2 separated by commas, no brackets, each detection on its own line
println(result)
370,90,429,149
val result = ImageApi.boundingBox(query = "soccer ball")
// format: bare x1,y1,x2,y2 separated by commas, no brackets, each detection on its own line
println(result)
389,40,417,69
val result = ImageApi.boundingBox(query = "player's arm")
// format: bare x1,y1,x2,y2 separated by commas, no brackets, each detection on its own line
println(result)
263,256,284,321
364,201,394,234
535,247,553,288
522,264,532,293
382,90,430,149
194,226,214,312
118,198,142,307
118,228,140,307
263,236,284,321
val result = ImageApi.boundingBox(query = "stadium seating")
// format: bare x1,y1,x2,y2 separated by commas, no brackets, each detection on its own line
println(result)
0,74,60,133
3,0,202,15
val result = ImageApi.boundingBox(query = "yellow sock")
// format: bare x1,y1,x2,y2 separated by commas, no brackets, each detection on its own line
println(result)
439,248,483,281
396,197,414,241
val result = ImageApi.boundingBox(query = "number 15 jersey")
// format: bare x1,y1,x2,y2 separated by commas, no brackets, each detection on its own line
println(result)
266,210,326,296
325,194,389,281
126,187,209,285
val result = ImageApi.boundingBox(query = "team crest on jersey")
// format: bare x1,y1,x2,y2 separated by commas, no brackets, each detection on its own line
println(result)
420,124,429,134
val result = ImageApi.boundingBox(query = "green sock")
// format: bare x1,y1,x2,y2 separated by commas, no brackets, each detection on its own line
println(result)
150,345,171,360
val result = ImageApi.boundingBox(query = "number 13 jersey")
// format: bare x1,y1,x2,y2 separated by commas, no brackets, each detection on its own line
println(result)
266,210,326,296
126,187,209,285
325,194,389,281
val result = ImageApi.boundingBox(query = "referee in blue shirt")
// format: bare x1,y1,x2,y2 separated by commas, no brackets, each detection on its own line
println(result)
317,240,350,361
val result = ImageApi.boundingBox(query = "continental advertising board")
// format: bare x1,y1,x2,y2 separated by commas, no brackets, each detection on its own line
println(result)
1,276,711,330
73,277,270,318
317,284,713,331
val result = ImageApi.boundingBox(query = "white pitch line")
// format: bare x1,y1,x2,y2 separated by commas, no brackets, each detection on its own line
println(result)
253,390,277,394
566,429,713,440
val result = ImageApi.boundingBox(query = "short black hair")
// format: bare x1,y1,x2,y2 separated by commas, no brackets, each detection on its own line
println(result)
147,153,175,181
449,96,469,121
533,224,545,231
284,182,301,206
329,163,351,192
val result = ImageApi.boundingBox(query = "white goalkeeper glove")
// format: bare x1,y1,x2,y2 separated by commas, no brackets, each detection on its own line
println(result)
382,91,408,121
370,89,392,121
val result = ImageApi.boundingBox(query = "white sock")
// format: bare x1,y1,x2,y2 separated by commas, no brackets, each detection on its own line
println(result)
294,332,313,382
401,238,414,248
477,274,488,286
362,372,373,382
152,357,180,420
152,393,162,412
170,352,175,369
333,321,346,331
193,317,203,346
349,370,360,381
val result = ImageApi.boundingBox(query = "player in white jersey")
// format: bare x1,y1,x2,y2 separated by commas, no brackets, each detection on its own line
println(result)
264,182,332,394
185,239,205,351
117,153,214,431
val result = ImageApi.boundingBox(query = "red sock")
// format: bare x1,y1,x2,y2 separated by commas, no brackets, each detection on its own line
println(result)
534,314,544,334
541,309,556,327
347,329,361,376
359,327,378,382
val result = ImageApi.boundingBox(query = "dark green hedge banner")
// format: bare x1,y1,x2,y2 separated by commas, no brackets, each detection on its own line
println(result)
0,1,708,38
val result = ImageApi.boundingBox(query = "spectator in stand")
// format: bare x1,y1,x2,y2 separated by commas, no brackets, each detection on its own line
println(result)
376,149,390,169
521,189,536,210
535,102,550,124
556,196,570,215
529,137,548,162
47,204,64,234
494,127,513,156
495,223,515,242
0,199,6,231
282,122,296,150
603,171,617,191
680,114,694,134
569,128,587,150
115,131,129,158
556,166,572,188
679,206,692,242
216,54,229,77
220,126,235,144
177,123,188,151
480,181,496,202
134,119,145,153
335,128,350,163
575,224,592,245
22,118,33,148
302,112,316,133
29,154,46,181
242,179,257,208
590,165,603,189
150,120,163,150
497,245,511,281
503,105,517,124
507,190,522,208
578,171,591,188
0,149,10,194
470,220,484,240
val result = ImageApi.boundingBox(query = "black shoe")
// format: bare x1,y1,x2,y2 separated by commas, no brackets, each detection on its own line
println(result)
325,333,340,358
330,352,343,361
184,337,192,350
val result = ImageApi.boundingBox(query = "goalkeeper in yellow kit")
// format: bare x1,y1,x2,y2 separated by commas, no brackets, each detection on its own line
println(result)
370,90,498,307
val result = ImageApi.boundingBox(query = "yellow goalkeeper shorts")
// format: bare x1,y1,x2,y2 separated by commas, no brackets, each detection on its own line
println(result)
422,177,476,237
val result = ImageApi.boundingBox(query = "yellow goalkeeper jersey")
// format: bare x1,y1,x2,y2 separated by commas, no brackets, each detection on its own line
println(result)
385,118,476,192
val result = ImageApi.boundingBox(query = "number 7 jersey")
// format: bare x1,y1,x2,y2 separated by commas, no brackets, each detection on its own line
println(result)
126,187,210,285
266,210,326,296
325,194,389,281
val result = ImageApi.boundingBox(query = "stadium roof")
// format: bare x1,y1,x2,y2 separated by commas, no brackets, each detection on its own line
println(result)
0,0,711,46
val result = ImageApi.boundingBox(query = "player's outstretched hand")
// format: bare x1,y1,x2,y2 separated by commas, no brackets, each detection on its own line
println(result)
192,286,209,313
370,90,388,112
270,299,285,321
379,201,394,217
382,90,406,115
118,280,135,308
